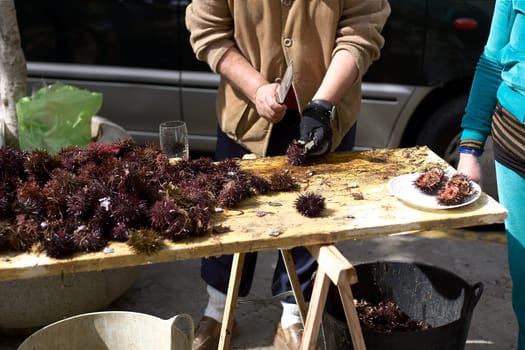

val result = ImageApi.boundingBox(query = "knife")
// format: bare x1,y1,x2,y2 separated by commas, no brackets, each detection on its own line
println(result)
276,61,293,104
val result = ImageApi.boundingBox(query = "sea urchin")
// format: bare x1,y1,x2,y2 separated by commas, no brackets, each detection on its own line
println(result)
294,192,325,217
413,166,446,194
436,173,476,206
286,140,308,166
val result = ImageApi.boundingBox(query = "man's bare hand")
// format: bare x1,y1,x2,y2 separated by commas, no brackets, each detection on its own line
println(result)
254,83,286,123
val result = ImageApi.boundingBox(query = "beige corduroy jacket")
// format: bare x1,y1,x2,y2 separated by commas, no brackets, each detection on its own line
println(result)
186,0,390,156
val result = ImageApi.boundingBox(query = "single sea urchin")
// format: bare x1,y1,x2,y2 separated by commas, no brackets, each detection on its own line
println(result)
286,140,308,166
436,173,476,206
294,192,325,217
217,180,245,208
447,173,476,196
269,171,300,192
127,228,165,255
413,166,446,193
43,230,77,259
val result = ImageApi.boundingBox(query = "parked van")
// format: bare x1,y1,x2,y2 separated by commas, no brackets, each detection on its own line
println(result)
15,0,497,197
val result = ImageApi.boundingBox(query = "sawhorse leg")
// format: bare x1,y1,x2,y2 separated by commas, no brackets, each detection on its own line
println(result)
301,245,366,350
218,250,309,349
218,252,244,350
218,245,364,350
280,249,309,324
218,249,310,349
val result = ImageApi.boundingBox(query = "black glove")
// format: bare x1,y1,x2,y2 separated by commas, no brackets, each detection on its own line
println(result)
299,100,334,156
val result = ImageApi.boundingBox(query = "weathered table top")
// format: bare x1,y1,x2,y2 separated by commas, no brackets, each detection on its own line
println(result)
0,146,507,282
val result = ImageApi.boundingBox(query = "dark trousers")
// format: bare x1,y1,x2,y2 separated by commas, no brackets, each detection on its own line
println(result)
202,111,356,302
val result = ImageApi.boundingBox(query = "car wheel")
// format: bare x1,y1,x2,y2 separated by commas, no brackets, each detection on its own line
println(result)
416,95,467,155
415,95,498,199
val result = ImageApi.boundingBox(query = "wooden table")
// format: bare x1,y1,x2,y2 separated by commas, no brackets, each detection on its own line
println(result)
0,146,507,349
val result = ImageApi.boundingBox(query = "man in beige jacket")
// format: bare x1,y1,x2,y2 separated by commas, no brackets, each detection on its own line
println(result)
186,1,390,349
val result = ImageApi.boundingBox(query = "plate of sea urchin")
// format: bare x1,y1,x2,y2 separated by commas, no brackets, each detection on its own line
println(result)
387,167,481,210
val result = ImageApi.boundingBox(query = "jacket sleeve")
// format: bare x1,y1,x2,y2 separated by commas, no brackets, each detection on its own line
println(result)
185,1,236,73
460,0,510,144
460,54,503,143
334,0,391,80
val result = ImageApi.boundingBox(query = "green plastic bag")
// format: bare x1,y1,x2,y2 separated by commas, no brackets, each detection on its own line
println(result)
16,83,103,154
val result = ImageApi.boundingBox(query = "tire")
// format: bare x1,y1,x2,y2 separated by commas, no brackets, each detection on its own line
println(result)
415,95,468,157
415,94,498,199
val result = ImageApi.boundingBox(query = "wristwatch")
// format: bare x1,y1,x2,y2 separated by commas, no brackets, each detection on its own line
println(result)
304,99,336,121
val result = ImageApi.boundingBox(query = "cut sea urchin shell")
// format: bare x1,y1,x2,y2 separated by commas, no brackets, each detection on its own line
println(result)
413,166,447,193
436,173,477,206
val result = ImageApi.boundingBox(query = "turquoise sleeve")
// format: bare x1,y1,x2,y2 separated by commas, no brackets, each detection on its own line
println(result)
460,0,510,144
460,54,503,143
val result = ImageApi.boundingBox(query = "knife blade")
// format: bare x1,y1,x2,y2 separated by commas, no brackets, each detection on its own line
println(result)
277,61,293,104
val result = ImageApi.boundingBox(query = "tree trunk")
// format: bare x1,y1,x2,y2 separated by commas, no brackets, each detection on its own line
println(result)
0,0,27,149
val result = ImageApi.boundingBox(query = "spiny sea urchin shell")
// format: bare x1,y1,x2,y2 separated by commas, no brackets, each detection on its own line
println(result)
447,173,476,196
9,215,41,252
127,228,165,255
217,180,245,208
73,229,106,253
109,222,131,241
246,174,271,195
149,199,180,231
24,149,63,186
414,166,446,193
187,205,213,236
436,186,463,206
15,181,47,219
109,193,148,226
0,187,15,218
269,171,300,192
162,210,192,242
436,173,476,206
0,220,11,247
43,230,77,259
286,140,308,166
294,192,325,217
0,147,27,179
215,158,241,175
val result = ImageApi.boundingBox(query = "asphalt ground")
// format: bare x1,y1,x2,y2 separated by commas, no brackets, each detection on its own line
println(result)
0,226,516,350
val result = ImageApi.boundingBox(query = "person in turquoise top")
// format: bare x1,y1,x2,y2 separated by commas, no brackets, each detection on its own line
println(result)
458,1,525,348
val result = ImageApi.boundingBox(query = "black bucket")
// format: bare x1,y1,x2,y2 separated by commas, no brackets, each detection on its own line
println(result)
321,261,483,350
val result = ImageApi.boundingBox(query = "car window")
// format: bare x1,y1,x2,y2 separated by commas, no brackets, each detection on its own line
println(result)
15,0,210,72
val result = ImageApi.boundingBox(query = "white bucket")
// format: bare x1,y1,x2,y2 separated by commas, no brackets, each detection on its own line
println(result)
17,311,194,350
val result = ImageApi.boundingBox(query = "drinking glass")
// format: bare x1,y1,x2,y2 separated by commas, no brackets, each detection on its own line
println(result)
159,120,189,162
0,118,4,147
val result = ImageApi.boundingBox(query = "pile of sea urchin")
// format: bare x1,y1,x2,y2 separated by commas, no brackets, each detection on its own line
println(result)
0,141,301,258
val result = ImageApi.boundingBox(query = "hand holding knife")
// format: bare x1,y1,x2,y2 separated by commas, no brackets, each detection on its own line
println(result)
276,61,332,156
276,61,317,154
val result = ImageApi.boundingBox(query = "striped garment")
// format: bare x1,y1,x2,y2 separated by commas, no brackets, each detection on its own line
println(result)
492,102,525,178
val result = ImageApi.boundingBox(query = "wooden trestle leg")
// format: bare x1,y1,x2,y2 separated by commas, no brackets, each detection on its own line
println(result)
280,249,309,324
301,245,366,350
218,245,365,350
218,252,245,350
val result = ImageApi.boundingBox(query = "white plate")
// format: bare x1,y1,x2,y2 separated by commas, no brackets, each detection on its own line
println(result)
387,173,481,210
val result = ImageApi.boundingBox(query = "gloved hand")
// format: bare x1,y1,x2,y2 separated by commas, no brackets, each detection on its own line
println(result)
299,100,334,156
